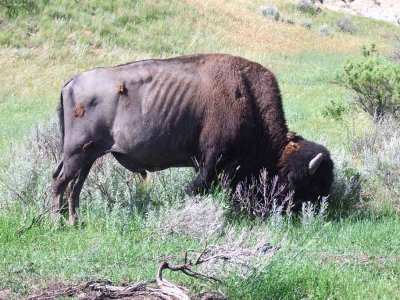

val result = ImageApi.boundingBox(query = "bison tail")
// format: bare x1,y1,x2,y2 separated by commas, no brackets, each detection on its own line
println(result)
58,76,74,153
57,90,65,152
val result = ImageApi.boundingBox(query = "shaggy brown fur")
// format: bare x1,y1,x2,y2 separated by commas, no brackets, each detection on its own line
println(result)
279,141,301,168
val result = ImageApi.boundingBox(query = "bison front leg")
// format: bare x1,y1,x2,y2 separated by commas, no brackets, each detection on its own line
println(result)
187,153,220,196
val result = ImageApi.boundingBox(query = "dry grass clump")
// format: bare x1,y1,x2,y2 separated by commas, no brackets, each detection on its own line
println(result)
390,34,400,63
147,195,277,279
283,17,295,25
147,196,225,238
231,170,294,220
198,226,277,280
348,117,400,211
334,16,356,34
261,5,280,21
0,120,60,213
318,24,332,37
299,18,313,29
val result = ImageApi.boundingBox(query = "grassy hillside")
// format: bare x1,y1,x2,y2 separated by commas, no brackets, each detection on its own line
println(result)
1,0,397,152
1,0,400,299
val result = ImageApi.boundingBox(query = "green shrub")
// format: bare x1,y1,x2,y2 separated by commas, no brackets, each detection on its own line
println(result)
337,44,400,120
0,0,44,18
322,100,347,121
296,0,317,15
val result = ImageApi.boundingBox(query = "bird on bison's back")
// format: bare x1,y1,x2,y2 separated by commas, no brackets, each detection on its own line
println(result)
50,53,334,224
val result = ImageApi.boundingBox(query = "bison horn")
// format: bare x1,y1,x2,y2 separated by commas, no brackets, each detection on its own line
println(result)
308,153,324,175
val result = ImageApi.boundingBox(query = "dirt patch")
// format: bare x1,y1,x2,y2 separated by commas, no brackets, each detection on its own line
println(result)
315,0,400,25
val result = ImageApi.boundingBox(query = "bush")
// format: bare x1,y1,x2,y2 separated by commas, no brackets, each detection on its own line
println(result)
337,44,400,120
296,0,317,15
261,6,280,21
334,16,356,34
299,18,313,29
0,121,60,214
283,17,295,25
347,117,400,213
0,0,44,18
0,120,192,222
329,154,363,216
318,24,332,37
389,34,400,63
322,100,347,121
218,169,294,221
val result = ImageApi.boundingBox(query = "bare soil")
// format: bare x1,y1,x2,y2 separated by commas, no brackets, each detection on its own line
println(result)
312,0,400,25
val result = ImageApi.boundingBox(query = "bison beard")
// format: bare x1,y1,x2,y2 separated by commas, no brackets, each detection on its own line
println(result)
51,53,334,224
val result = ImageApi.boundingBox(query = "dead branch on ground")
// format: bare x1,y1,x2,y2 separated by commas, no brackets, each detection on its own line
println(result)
27,245,229,300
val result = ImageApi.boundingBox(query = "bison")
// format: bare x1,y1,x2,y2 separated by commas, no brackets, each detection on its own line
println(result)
51,53,334,224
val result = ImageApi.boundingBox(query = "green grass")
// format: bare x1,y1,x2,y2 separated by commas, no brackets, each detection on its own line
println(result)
2,208,400,299
228,217,400,299
1,0,400,298
0,95,54,152
0,209,201,296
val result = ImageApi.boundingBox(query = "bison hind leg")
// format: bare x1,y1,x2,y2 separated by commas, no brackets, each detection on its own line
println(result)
51,158,69,221
51,154,97,225
66,164,92,225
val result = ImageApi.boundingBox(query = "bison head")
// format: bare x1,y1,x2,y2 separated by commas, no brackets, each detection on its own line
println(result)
279,134,334,211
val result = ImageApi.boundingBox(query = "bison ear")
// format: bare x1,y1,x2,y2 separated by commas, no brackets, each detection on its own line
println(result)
308,153,324,175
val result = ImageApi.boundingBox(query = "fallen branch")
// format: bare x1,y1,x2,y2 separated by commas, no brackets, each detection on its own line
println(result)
27,245,229,300
155,246,225,300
